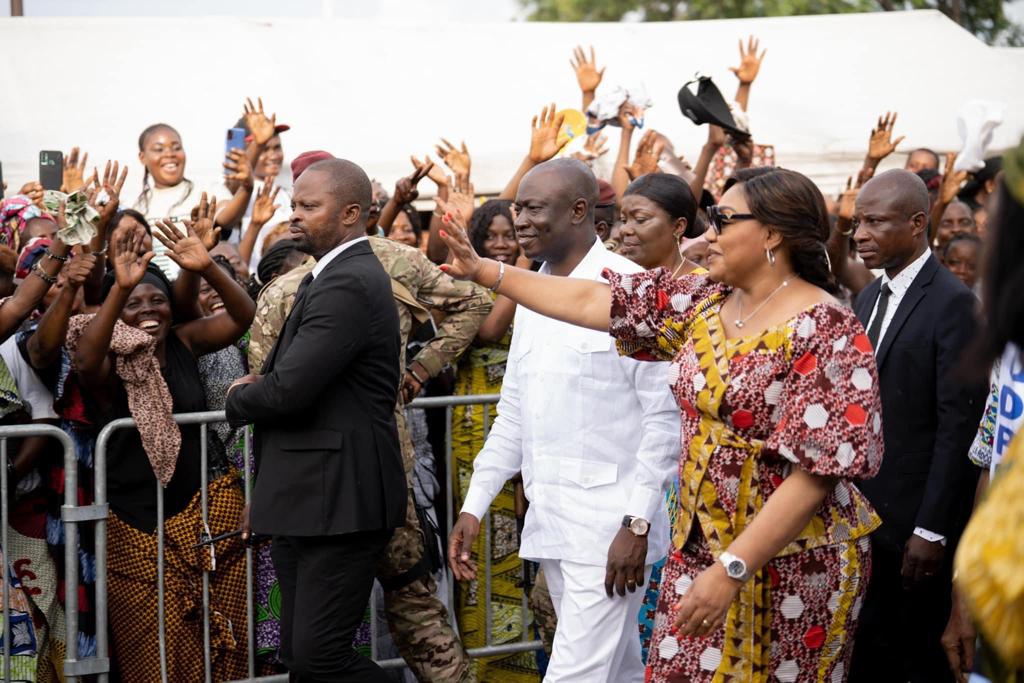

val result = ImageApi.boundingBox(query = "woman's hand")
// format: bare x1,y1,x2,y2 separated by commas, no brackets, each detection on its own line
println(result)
153,219,212,273
446,173,475,225
435,138,471,177
64,252,98,290
242,96,278,146
251,181,281,226
19,182,45,208
673,562,742,638
188,192,221,250
571,45,604,95
110,223,155,291
91,160,129,231
729,35,766,86
435,198,487,283
62,147,90,193
224,149,254,190
529,103,566,164
394,158,433,205
627,129,663,180
939,152,968,205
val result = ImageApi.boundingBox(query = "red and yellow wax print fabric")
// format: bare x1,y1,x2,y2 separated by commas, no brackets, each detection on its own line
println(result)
604,268,884,682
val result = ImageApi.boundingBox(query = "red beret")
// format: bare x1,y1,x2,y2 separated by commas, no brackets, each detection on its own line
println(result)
291,150,334,182
596,179,617,208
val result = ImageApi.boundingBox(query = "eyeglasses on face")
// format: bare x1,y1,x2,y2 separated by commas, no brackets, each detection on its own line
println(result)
707,205,756,235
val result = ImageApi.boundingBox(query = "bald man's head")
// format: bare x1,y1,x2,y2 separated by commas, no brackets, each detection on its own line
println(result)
852,169,931,275
290,158,372,258
514,158,599,269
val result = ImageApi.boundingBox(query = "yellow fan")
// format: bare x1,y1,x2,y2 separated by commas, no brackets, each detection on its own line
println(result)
556,109,587,151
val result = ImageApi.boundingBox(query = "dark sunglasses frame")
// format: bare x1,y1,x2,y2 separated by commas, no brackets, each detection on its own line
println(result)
708,205,756,235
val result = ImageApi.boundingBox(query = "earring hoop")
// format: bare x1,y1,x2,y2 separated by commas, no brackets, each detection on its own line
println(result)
766,248,776,267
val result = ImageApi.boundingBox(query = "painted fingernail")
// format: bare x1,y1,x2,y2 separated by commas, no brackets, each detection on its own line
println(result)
669,626,678,635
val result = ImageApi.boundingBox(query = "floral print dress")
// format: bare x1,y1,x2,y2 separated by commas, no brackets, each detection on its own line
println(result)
604,269,884,683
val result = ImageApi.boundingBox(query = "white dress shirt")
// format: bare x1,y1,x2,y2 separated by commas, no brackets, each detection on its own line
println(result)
866,248,946,546
461,238,680,566
311,235,368,279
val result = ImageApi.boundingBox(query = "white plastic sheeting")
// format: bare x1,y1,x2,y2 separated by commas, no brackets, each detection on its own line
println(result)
1,10,1021,198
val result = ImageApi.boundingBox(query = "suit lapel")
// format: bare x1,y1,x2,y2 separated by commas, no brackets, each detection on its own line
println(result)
874,255,938,369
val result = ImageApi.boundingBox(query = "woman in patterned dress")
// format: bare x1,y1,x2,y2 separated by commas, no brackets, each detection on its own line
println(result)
438,166,884,681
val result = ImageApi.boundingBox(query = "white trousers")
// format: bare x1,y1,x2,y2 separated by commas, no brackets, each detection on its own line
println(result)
539,558,650,683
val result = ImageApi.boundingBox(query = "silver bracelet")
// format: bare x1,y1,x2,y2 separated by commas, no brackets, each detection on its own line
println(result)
488,260,505,293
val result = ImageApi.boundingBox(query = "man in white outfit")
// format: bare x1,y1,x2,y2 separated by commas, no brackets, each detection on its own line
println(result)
448,159,679,681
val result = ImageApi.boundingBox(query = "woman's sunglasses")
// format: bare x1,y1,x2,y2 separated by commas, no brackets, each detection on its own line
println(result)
707,205,756,235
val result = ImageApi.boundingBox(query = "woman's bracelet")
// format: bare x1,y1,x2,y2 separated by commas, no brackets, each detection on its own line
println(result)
488,260,506,294
31,262,58,285
44,247,69,263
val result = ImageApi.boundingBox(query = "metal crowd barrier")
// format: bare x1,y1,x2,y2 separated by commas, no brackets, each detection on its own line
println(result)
0,393,543,682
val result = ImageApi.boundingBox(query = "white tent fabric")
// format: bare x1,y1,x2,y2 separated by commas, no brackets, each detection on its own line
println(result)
1,10,1021,198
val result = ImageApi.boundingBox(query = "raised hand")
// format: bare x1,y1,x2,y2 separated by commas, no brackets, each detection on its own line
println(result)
529,103,567,164
394,158,434,205
251,181,281,226
411,155,449,189
223,149,254,189
939,152,968,205
62,147,90,193
838,176,858,221
91,160,129,228
617,102,637,133
435,197,484,281
64,252,98,290
572,132,609,163
110,222,155,290
571,45,605,94
627,129,664,180
446,173,475,225
188,192,221,250
153,219,213,273
435,139,471,177
729,35,766,85
242,96,278,146
867,112,905,164
707,123,726,149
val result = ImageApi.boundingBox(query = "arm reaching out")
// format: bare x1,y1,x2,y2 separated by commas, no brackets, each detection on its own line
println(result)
729,35,765,112
571,45,605,111
436,201,610,332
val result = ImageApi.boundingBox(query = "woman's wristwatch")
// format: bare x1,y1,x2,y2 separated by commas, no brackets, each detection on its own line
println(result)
719,551,751,582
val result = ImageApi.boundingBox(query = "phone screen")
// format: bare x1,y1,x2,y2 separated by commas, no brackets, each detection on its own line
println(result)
39,150,63,191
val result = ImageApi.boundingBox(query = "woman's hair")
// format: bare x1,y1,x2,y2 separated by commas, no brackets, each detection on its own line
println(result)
134,123,193,216
469,199,514,258
397,204,422,243
210,254,239,283
623,173,701,238
730,167,839,294
942,232,982,260
256,239,299,286
110,208,152,234
978,181,1024,368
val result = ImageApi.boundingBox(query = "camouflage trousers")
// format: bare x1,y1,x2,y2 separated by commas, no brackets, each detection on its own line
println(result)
376,485,475,683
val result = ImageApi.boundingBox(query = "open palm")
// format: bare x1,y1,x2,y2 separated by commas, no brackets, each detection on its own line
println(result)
154,219,212,273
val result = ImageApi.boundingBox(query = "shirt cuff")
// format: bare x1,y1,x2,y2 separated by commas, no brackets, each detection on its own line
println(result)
913,527,947,546
461,483,494,522
411,348,445,378
625,485,661,527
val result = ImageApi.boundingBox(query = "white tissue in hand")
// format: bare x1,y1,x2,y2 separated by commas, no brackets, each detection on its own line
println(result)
954,100,1004,173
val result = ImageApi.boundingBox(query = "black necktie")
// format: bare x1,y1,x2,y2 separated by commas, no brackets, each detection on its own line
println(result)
866,283,892,352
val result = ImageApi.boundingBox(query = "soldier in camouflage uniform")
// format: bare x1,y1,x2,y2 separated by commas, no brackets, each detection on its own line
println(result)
249,236,492,683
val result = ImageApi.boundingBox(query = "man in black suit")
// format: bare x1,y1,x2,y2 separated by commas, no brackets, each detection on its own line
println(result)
226,158,405,682
848,170,983,682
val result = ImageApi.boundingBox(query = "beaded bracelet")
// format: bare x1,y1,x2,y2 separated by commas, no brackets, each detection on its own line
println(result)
32,262,58,285
44,247,69,263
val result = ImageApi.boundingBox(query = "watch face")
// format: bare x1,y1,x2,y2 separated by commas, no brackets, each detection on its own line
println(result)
630,518,650,535
727,559,745,577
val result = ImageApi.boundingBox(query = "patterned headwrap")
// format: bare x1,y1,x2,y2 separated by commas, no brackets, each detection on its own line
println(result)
15,237,53,281
0,195,55,253
1003,135,1024,206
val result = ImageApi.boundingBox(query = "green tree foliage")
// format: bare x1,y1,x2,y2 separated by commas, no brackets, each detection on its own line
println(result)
520,0,1023,45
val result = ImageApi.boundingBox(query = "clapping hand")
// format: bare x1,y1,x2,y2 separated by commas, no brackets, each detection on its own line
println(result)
939,152,968,205
627,129,664,180
251,181,281,226
242,97,278,146
62,147,90,193
188,192,221,250
729,35,766,85
153,219,213,274
110,222,155,291
224,149,254,189
571,45,605,94
867,112,905,164
529,103,567,164
394,158,434,205
435,139,471,177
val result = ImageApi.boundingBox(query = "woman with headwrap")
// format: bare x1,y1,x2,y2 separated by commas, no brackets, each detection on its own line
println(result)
68,218,255,682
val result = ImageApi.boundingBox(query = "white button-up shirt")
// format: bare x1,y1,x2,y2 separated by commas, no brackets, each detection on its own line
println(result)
461,238,680,566
311,235,369,278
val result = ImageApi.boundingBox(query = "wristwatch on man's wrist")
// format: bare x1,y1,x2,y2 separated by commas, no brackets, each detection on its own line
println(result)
719,551,751,582
622,515,650,537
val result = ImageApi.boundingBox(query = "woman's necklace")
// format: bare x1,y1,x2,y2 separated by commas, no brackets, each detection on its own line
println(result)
670,255,699,279
733,278,790,329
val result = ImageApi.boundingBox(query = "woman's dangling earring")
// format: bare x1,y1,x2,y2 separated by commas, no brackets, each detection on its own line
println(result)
671,236,688,278
766,248,776,267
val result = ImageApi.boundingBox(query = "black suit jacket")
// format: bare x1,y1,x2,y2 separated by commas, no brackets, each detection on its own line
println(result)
226,240,405,536
854,253,983,551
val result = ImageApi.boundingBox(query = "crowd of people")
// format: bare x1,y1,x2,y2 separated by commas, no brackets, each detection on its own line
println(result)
0,34,1019,683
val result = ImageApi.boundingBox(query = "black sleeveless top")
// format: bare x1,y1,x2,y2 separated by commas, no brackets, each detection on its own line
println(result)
90,331,206,532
